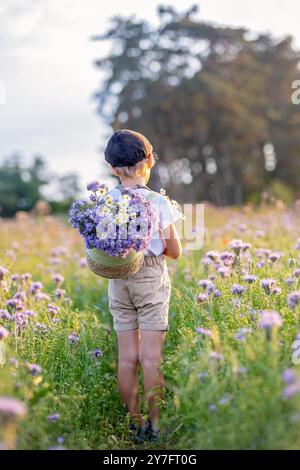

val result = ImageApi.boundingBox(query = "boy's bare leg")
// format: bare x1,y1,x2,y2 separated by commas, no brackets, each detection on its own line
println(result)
139,331,166,431
117,329,143,426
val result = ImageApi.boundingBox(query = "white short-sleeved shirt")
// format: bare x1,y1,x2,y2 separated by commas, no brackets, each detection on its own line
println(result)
107,187,182,256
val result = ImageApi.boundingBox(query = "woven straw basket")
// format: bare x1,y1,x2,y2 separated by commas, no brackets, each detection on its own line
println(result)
86,248,144,279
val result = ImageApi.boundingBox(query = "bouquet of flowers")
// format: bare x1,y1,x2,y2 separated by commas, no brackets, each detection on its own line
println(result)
69,181,157,278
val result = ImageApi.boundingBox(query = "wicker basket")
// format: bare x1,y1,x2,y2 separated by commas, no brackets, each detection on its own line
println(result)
86,248,144,279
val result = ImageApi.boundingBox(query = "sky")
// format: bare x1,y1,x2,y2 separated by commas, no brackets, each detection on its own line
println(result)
1,0,300,192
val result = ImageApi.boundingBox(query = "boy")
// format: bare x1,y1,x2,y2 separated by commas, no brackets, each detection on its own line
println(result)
104,129,182,442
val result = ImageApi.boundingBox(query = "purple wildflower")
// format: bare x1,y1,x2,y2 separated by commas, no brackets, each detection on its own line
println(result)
217,266,231,278
47,413,60,423
0,266,8,281
261,278,276,295
286,277,295,286
196,293,208,304
268,251,282,263
234,327,251,342
68,332,79,345
210,351,224,362
295,239,300,250
29,281,43,295
287,291,300,309
52,274,64,286
55,289,66,299
90,348,103,359
283,382,300,400
86,180,100,192
214,289,222,298
27,363,42,377
0,309,11,321
0,397,27,419
47,303,60,315
35,292,51,302
0,326,9,340
206,251,220,261
229,239,250,254
293,269,300,279
282,369,297,385
243,274,257,283
220,251,235,266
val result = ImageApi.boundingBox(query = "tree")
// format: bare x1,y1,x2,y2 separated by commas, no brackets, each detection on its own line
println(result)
93,4,300,205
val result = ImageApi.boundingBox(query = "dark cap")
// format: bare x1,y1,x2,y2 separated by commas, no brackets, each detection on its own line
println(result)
104,129,153,167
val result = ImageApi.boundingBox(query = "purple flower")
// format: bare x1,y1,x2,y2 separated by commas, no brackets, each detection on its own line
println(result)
90,348,103,359
283,382,300,399
57,437,65,444
55,289,66,299
288,291,300,309
217,266,231,278
196,327,212,337
220,251,235,266
0,397,27,419
210,351,224,362
52,274,64,286
208,404,217,412
286,277,295,286
243,274,257,283
295,239,300,250
7,298,25,312
271,287,282,296
231,284,245,296
234,327,251,342
198,279,213,290
86,181,100,192
0,326,9,340
21,273,32,283
268,251,282,263
0,309,11,321
29,281,43,294
229,239,251,255
214,289,222,298
47,303,60,315
68,332,79,345
293,269,300,279
206,251,220,261
261,278,276,295
35,292,51,302
27,363,42,377
282,368,297,385
24,310,36,317
196,293,208,304
47,412,60,423
0,266,8,281
259,311,283,330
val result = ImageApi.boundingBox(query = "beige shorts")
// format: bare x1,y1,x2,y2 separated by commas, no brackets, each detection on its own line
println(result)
108,255,171,332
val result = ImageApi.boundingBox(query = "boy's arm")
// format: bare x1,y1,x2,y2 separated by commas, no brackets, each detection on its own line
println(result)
162,223,182,260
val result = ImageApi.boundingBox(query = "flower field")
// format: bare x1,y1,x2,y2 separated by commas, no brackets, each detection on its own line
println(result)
1,204,300,450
